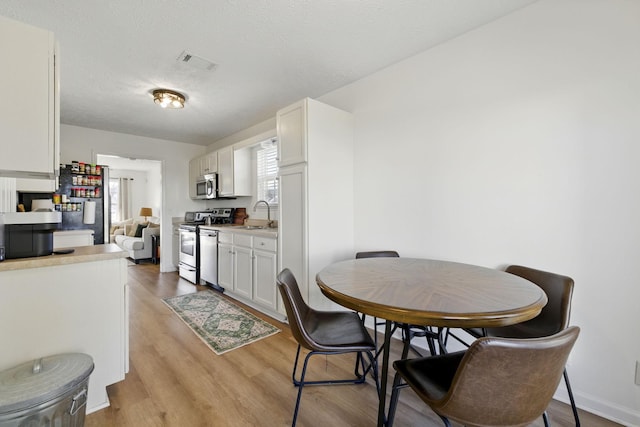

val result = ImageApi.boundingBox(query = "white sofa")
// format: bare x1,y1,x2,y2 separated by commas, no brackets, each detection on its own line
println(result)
114,224,160,263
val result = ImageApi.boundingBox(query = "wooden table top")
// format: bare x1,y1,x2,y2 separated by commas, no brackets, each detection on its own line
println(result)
316,258,547,327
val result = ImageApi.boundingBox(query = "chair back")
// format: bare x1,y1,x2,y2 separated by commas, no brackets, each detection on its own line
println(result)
355,250,399,259
437,326,580,427
276,268,316,351
500,265,574,336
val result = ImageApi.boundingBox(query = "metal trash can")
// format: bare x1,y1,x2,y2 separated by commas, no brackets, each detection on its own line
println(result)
0,353,94,427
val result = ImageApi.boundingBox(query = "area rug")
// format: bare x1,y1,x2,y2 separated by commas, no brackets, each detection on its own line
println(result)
162,290,280,355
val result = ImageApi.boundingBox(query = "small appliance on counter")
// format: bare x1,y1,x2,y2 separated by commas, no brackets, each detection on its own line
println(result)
1,211,62,259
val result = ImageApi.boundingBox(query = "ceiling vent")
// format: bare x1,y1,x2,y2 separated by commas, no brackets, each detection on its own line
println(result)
177,50,217,72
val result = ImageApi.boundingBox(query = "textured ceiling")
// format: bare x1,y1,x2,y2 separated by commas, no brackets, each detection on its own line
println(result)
0,0,536,146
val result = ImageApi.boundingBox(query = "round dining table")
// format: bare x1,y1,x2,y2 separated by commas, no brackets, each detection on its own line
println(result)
316,257,548,427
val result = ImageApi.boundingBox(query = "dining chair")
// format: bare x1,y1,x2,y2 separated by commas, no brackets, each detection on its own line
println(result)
355,250,440,358
388,326,580,427
276,268,380,427
445,265,580,426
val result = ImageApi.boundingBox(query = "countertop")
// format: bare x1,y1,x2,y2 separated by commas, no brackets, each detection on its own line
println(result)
199,224,278,238
0,243,128,272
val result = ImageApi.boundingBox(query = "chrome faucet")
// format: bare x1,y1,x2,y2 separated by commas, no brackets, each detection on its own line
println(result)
253,200,272,227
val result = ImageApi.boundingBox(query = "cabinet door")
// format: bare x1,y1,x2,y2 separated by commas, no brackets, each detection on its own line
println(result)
218,146,234,197
253,248,277,311
0,16,56,176
277,99,307,167
234,245,252,299
217,242,234,291
205,152,218,174
278,163,307,307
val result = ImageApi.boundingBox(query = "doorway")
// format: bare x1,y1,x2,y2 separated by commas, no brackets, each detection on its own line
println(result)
96,154,162,242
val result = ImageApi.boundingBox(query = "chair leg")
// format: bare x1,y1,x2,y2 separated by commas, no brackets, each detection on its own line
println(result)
387,372,403,427
438,415,453,427
542,410,550,427
291,345,303,385
564,368,581,426
290,348,378,427
291,350,314,426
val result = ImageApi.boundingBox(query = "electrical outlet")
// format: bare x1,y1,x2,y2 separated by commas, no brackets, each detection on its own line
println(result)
636,361,640,386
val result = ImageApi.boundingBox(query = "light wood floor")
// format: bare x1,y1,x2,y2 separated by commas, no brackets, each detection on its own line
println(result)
86,263,621,427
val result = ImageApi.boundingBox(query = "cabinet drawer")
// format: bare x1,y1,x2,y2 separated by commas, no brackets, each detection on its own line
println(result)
218,232,233,244
253,236,276,252
234,233,253,248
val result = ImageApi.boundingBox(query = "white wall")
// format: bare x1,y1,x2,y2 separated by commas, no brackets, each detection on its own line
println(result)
108,168,159,223
319,0,640,424
61,124,207,272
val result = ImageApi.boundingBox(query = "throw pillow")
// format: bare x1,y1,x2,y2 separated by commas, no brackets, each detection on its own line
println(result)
134,223,148,238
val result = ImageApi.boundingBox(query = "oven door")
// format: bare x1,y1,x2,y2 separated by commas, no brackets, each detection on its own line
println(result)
178,228,197,267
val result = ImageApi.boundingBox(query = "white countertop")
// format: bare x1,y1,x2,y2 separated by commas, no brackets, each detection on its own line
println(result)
199,224,278,237
0,244,127,272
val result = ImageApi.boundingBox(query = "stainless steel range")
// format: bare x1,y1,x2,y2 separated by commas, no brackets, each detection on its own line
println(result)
178,222,200,284
178,211,214,284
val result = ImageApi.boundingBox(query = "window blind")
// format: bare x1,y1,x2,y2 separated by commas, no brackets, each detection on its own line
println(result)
256,142,278,205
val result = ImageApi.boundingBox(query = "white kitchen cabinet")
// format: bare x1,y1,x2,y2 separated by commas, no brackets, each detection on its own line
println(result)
217,232,234,290
0,15,59,180
0,251,129,413
218,146,251,197
217,229,281,319
253,236,278,311
277,98,355,310
233,234,253,299
202,151,218,174
277,100,307,167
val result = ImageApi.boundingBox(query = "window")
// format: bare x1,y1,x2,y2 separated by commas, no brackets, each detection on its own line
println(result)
256,139,278,205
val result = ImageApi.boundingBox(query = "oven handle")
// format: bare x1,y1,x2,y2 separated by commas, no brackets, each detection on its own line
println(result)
178,262,197,272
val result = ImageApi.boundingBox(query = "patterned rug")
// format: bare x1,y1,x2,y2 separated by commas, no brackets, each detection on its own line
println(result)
162,290,280,355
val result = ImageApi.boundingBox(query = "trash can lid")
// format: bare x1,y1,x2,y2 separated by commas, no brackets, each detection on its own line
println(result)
0,353,94,414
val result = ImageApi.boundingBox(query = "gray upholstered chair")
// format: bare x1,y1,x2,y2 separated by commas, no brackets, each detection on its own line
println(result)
388,326,580,427
276,268,379,427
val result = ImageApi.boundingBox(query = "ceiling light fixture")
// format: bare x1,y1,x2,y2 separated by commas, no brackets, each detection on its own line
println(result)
152,89,186,109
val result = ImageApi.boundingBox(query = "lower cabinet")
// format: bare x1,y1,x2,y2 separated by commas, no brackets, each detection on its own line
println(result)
217,230,280,320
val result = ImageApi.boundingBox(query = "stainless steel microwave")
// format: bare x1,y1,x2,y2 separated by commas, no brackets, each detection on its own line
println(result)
194,174,217,199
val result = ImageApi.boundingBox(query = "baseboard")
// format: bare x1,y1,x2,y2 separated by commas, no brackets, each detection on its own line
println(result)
554,388,640,427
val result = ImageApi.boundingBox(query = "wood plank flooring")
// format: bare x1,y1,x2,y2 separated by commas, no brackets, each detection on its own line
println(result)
86,263,621,427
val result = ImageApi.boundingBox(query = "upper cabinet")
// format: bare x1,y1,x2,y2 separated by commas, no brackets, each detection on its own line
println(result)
0,15,59,180
189,146,250,199
190,152,217,179
218,146,251,198
276,99,307,167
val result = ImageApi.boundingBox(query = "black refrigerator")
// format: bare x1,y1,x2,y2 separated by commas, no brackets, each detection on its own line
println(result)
55,163,110,244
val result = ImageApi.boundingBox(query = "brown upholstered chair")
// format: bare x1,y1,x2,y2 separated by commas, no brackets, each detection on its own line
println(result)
276,268,379,427
446,265,580,426
355,250,440,358
388,326,580,427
